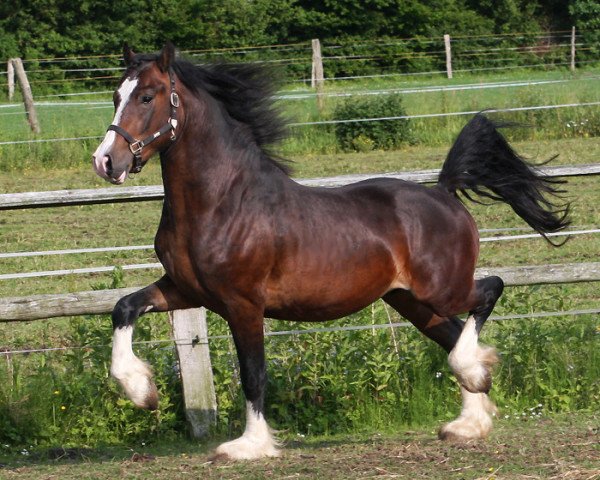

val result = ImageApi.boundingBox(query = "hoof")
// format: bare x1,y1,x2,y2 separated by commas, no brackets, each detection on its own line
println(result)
213,436,280,461
438,418,490,442
213,402,281,461
439,388,496,442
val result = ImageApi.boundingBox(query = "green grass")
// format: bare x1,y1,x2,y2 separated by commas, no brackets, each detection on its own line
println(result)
1,66,600,169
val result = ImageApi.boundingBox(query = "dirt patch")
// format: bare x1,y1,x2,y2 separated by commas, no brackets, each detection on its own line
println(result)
0,413,598,479
199,415,599,479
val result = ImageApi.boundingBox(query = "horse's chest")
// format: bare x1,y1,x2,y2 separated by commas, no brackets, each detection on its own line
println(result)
154,226,204,289
154,225,226,298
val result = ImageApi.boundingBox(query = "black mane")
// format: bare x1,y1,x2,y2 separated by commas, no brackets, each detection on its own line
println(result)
129,52,291,174
174,58,291,174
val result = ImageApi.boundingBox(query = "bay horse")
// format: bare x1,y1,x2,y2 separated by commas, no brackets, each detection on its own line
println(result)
92,43,569,460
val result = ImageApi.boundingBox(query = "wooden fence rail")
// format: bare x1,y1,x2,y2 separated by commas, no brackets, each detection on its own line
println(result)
2,262,600,322
2,163,600,210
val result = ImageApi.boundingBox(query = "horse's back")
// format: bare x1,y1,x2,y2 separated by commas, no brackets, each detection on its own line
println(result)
323,177,476,240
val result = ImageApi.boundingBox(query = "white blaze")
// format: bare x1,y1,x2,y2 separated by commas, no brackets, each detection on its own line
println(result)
92,77,138,175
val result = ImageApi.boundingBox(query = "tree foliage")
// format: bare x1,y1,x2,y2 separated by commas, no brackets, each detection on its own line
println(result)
0,0,593,60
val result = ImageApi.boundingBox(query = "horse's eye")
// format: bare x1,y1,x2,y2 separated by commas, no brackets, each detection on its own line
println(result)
141,95,153,104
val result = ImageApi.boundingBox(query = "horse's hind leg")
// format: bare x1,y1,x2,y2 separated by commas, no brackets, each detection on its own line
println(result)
440,276,503,440
383,281,502,441
448,276,504,394
111,275,196,410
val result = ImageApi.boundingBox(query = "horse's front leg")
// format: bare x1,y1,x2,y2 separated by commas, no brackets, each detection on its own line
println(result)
111,275,197,410
214,303,280,460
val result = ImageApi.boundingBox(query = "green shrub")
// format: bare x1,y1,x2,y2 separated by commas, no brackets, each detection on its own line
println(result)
0,314,186,448
333,94,412,152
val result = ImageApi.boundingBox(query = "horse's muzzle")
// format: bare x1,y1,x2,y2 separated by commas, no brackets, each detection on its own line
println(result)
92,154,128,184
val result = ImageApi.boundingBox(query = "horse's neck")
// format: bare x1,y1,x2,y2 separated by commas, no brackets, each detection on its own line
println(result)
159,115,269,214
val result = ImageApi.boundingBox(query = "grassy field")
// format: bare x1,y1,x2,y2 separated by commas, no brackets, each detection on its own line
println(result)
2,66,600,170
0,66,598,453
0,412,597,479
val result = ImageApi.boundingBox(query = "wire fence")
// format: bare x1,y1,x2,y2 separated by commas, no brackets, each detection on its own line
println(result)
1,99,599,146
2,29,597,92
1,74,596,108
2,226,600,280
1,307,598,357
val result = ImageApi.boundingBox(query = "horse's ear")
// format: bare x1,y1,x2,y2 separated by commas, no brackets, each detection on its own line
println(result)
157,42,175,72
123,43,136,66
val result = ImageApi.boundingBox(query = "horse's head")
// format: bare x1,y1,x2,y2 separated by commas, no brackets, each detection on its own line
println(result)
92,43,180,184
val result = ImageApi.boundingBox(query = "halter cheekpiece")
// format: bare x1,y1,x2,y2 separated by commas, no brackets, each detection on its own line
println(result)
107,68,180,174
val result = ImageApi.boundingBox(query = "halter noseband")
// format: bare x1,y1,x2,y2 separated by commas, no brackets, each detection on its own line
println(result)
107,68,180,174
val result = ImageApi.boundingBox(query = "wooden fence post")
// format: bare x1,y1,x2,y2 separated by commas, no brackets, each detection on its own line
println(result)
11,58,40,133
311,38,325,111
444,34,453,79
169,308,217,439
570,26,576,72
7,60,15,101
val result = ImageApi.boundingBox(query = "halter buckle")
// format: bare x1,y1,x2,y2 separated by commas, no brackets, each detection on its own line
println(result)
169,118,178,141
129,140,143,157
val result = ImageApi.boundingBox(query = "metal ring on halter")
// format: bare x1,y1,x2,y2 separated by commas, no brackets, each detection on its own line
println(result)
170,92,180,108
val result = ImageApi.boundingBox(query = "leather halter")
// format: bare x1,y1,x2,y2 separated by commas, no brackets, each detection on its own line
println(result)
107,68,180,174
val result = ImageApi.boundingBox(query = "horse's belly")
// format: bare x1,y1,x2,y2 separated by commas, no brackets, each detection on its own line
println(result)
264,268,401,322
265,294,379,322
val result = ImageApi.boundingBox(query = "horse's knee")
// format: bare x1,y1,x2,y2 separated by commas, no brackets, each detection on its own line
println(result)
112,294,140,329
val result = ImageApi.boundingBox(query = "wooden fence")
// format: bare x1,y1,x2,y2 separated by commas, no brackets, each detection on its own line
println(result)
2,163,600,210
1,164,599,437
310,29,579,84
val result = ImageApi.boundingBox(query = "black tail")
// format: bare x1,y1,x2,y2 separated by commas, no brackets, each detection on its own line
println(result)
438,113,570,245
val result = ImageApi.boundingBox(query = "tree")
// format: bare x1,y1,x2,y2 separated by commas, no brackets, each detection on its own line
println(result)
569,0,600,56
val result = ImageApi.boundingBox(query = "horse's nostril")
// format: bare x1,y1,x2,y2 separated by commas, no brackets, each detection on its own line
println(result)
105,155,113,176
